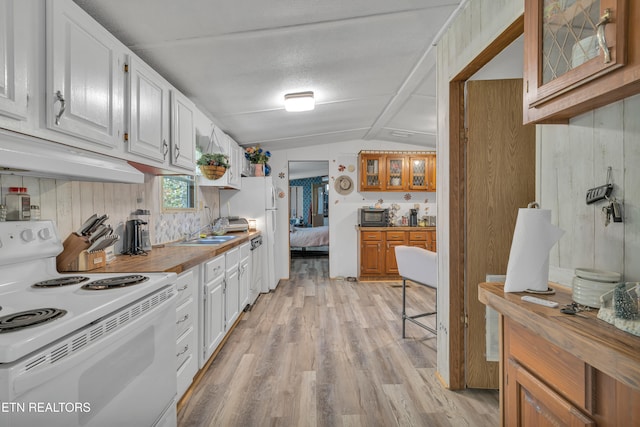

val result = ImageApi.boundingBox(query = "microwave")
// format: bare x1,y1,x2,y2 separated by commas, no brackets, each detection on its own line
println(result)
359,208,390,227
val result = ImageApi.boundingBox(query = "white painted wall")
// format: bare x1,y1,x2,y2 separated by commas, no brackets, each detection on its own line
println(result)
268,139,436,281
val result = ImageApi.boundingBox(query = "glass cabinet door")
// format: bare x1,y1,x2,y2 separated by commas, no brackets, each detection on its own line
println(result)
527,0,627,107
385,156,405,190
408,157,428,191
360,154,384,191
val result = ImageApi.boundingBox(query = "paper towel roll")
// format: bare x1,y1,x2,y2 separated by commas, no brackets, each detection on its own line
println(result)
504,208,564,292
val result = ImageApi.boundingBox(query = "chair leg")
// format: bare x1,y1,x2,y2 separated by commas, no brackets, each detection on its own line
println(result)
401,279,437,337
402,278,407,338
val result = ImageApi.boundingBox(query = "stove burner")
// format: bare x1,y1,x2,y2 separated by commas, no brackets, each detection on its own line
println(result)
0,308,67,333
32,276,90,288
82,275,149,290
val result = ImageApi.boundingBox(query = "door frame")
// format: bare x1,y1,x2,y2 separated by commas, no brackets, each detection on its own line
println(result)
447,16,524,390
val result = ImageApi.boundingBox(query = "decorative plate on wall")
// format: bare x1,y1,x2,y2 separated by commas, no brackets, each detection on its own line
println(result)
335,175,354,195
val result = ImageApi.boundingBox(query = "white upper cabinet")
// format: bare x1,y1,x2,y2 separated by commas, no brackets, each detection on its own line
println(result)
46,0,124,150
170,90,196,171
0,0,29,121
127,55,170,163
227,134,242,188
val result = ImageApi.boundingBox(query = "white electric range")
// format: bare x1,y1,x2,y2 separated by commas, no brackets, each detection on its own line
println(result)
0,221,177,427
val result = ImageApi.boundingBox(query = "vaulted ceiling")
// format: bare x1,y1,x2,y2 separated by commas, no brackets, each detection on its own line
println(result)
74,0,463,149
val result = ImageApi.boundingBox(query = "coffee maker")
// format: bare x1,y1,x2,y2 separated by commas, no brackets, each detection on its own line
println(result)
122,218,147,255
409,209,418,227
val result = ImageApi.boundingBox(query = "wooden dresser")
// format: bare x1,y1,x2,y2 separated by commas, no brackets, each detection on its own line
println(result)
479,282,640,427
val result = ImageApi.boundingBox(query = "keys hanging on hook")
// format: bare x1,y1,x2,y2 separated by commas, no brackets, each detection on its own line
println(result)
602,197,623,226
602,204,611,227
611,198,623,223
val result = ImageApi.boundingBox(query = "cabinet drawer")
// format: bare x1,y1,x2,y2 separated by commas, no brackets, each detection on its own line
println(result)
176,325,195,370
386,231,406,241
177,351,197,399
507,358,594,427
361,231,382,241
507,320,589,410
409,241,428,249
175,296,194,338
239,242,250,260
176,269,195,304
408,231,427,241
226,247,240,270
204,254,225,282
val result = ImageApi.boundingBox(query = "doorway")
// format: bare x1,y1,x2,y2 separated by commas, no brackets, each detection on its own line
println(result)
447,17,537,390
287,161,330,264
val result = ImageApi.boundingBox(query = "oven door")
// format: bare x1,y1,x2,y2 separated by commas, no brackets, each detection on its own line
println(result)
1,288,177,427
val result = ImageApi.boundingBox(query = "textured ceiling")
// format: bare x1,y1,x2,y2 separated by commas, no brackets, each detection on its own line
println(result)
74,0,462,150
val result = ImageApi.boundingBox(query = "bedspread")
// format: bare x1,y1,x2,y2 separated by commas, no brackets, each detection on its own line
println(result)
290,225,329,247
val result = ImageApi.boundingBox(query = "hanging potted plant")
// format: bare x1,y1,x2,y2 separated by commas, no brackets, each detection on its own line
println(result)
197,153,230,180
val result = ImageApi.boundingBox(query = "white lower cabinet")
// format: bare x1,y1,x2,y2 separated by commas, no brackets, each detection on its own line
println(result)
225,247,240,327
202,254,225,363
175,267,198,400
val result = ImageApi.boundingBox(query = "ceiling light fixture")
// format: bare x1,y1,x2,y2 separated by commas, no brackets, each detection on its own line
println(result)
284,91,315,112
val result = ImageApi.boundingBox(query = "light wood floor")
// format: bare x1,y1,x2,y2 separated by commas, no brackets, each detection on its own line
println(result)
178,257,499,427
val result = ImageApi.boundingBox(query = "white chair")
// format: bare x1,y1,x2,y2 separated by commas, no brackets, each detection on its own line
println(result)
394,245,438,338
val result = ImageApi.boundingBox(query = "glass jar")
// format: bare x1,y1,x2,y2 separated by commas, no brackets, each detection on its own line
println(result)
30,205,41,221
5,187,30,220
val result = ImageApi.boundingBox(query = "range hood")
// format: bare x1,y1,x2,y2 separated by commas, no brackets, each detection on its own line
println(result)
0,130,145,184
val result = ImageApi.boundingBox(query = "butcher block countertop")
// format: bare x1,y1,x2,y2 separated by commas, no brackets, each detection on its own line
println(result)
92,231,260,274
479,282,640,392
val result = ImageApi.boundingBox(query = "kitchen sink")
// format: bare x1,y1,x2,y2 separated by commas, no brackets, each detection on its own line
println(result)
173,235,238,246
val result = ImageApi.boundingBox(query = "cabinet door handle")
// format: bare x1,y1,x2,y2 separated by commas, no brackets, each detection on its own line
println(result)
596,9,612,64
54,90,66,125
176,314,189,324
162,140,169,159
176,345,189,357
177,284,189,292
174,144,181,160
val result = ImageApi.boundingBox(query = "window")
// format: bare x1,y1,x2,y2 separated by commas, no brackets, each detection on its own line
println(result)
162,176,196,211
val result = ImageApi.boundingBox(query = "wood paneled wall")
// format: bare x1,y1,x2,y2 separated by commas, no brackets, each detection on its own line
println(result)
540,93,640,282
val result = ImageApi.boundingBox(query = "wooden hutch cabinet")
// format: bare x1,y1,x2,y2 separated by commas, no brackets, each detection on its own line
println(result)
479,283,640,427
524,0,640,124
359,151,436,192
358,227,436,280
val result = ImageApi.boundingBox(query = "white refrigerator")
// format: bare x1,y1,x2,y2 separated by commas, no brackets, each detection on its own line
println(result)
221,176,277,292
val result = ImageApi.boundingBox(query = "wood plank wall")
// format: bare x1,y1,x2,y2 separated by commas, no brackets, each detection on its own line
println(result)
540,93,640,282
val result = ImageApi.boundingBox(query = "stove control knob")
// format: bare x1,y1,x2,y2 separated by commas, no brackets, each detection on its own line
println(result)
21,229,35,242
38,228,52,240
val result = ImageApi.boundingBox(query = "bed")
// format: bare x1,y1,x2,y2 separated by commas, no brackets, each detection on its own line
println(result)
290,225,329,256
